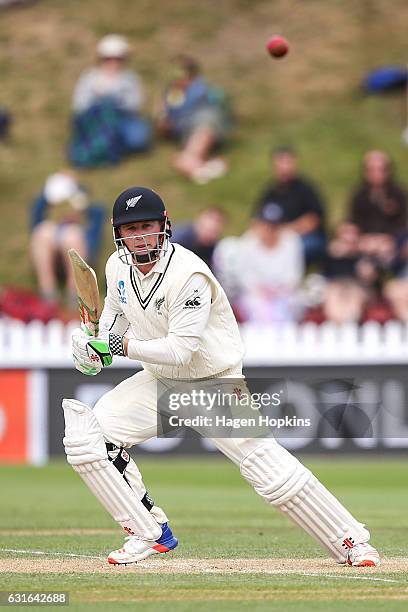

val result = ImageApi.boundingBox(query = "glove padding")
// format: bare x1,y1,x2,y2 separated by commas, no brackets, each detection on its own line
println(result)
72,328,113,376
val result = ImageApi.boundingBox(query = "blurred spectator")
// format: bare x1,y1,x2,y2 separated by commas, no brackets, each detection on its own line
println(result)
213,202,304,323
30,171,105,305
303,222,394,325
322,222,370,324
157,55,232,184
255,147,326,265
348,150,407,267
323,222,361,279
172,207,226,270
69,34,151,167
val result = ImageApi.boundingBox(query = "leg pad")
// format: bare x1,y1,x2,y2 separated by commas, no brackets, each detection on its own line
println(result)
240,440,369,562
62,398,162,541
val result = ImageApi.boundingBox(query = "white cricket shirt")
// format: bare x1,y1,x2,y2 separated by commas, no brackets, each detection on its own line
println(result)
99,243,244,380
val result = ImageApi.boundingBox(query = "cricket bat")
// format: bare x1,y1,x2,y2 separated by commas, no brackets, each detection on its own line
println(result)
68,249,101,336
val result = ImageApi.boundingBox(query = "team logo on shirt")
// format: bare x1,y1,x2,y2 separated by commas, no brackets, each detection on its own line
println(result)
183,289,201,309
118,280,127,304
155,295,165,315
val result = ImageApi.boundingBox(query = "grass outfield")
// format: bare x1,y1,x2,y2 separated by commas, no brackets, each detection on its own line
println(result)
0,457,407,610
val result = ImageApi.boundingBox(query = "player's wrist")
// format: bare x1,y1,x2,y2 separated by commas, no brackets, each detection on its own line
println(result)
108,333,126,357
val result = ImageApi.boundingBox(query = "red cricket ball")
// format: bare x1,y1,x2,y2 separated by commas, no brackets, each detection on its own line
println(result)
266,35,289,58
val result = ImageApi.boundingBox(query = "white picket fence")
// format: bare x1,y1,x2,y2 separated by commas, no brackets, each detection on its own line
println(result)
1,318,408,367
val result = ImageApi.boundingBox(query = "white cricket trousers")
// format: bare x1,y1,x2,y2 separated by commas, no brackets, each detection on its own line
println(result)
93,369,263,465
92,369,371,562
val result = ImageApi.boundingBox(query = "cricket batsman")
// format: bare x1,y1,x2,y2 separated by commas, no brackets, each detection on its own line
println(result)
63,186,380,567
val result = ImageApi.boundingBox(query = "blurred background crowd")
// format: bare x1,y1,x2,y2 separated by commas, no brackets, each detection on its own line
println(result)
1,1,408,328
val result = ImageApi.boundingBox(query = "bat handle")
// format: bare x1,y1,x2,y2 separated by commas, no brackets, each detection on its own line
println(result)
81,322,98,337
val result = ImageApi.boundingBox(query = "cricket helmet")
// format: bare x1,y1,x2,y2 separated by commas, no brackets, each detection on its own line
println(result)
112,186,172,266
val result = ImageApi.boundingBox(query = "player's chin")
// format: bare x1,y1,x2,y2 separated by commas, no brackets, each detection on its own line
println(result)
133,251,156,264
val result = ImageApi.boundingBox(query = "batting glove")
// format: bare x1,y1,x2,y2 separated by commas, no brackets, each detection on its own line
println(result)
72,328,113,376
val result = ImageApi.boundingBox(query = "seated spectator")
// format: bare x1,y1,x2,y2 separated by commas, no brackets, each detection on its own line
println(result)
30,171,105,305
254,146,327,265
157,55,232,183
172,207,226,270
324,222,365,280
348,150,407,267
213,202,304,323
303,222,393,324
69,34,151,167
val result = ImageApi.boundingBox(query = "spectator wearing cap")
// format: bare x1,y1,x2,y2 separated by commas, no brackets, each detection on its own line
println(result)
213,202,304,323
69,34,152,166
172,207,226,270
254,147,327,265
157,55,233,184
30,171,105,305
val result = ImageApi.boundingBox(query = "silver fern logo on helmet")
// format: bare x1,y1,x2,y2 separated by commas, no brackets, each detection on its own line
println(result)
125,195,143,210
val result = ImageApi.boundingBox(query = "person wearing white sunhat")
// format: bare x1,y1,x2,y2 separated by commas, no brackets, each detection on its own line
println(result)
30,171,90,304
73,34,141,115
70,34,151,166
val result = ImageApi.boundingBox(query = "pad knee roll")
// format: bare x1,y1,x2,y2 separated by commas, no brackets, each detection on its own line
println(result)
240,440,311,504
62,399,108,466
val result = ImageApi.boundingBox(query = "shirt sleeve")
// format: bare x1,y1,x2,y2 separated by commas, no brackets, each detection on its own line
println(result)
126,273,211,366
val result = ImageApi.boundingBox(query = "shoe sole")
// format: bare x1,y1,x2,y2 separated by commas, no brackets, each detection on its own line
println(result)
347,559,379,567
107,549,163,565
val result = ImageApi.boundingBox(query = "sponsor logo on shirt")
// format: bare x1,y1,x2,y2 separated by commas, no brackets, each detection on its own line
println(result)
120,449,130,462
118,280,127,304
183,289,201,309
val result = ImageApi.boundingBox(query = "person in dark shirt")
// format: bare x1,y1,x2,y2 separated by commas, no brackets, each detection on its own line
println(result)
255,146,326,265
172,207,227,270
349,150,407,234
348,150,407,268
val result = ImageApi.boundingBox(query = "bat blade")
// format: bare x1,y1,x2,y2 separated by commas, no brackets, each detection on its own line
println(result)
68,249,101,336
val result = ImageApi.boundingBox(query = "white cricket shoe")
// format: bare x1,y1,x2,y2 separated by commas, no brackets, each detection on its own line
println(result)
107,522,178,565
346,542,380,567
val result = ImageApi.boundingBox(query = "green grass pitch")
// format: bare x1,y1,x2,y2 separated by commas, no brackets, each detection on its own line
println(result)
0,456,407,610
